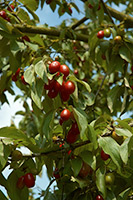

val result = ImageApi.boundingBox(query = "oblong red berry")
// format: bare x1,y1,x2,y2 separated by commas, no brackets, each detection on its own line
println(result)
65,81,75,94
49,61,60,74
24,173,35,188
60,109,71,121
60,64,69,77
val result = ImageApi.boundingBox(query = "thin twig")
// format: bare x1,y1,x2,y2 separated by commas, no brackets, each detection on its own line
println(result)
100,0,115,25
71,17,88,29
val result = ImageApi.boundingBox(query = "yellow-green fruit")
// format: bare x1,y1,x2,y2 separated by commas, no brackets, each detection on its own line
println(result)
105,172,115,185
104,28,111,38
112,131,123,144
11,150,23,161
114,35,122,43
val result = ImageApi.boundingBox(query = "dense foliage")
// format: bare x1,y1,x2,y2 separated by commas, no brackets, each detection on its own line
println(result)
0,0,133,199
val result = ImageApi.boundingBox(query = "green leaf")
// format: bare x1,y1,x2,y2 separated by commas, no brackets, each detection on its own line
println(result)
107,85,122,113
96,166,106,199
87,124,98,150
80,151,96,170
0,191,8,200
35,60,48,83
98,136,123,172
107,55,124,74
119,45,131,63
0,127,40,153
72,107,88,140
117,187,131,200
82,91,95,106
0,141,11,171
115,128,132,137
31,78,44,109
19,0,39,11
42,110,55,139
120,136,133,164
71,157,82,177
24,65,35,85
0,17,13,33
69,75,91,93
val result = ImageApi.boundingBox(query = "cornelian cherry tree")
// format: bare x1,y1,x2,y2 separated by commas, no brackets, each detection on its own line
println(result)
0,0,133,199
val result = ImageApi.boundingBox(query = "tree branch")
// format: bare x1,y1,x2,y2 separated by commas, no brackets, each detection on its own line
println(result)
71,17,88,29
104,5,133,28
13,24,88,42
22,140,91,159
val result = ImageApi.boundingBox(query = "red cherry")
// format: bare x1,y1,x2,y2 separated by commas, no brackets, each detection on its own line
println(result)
131,65,133,73
101,150,110,161
49,61,60,74
71,122,80,135
60,109,71,121
7,4,15,12
0,10,7,19
60,91,70,102
96,195,104,200
53,168,60,179
66,129,78,144
21,75,27,85
48,88,58,98
74,69,78,75
6,17,10,22
22,35,30,42
78,162,93,178
54,80,61,92
44,79,55,90
46,0,53,4
12,74,18,82
98,4,101,10
88,4,93,9
101,54,106,60
97,30,104,39
60,64,69,77
68,149,72,155
65,81,75,94
16,176,25,189
59,117,63,125
24,173,35,188
68,7,72,14
15,68,20,76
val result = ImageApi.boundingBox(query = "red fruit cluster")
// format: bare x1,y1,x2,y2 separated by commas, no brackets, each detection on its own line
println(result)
53,168,60,179
17,173,35,189
44,61,75,101
12,68,20,82
7,4,15,12
101,149,110,161
66,122,80,144
0,5,14,22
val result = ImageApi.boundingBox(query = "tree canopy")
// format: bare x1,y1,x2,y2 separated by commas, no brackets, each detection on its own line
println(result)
0,0,133,199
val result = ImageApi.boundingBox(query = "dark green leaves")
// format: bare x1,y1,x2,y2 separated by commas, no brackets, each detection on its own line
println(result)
98,136,123,172
96,166,106,198
71,157,82,177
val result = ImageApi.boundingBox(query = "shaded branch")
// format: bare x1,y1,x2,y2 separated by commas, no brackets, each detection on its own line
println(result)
22,140,91,158
71,17,88,29
105,5,133,28
13,24,88,42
